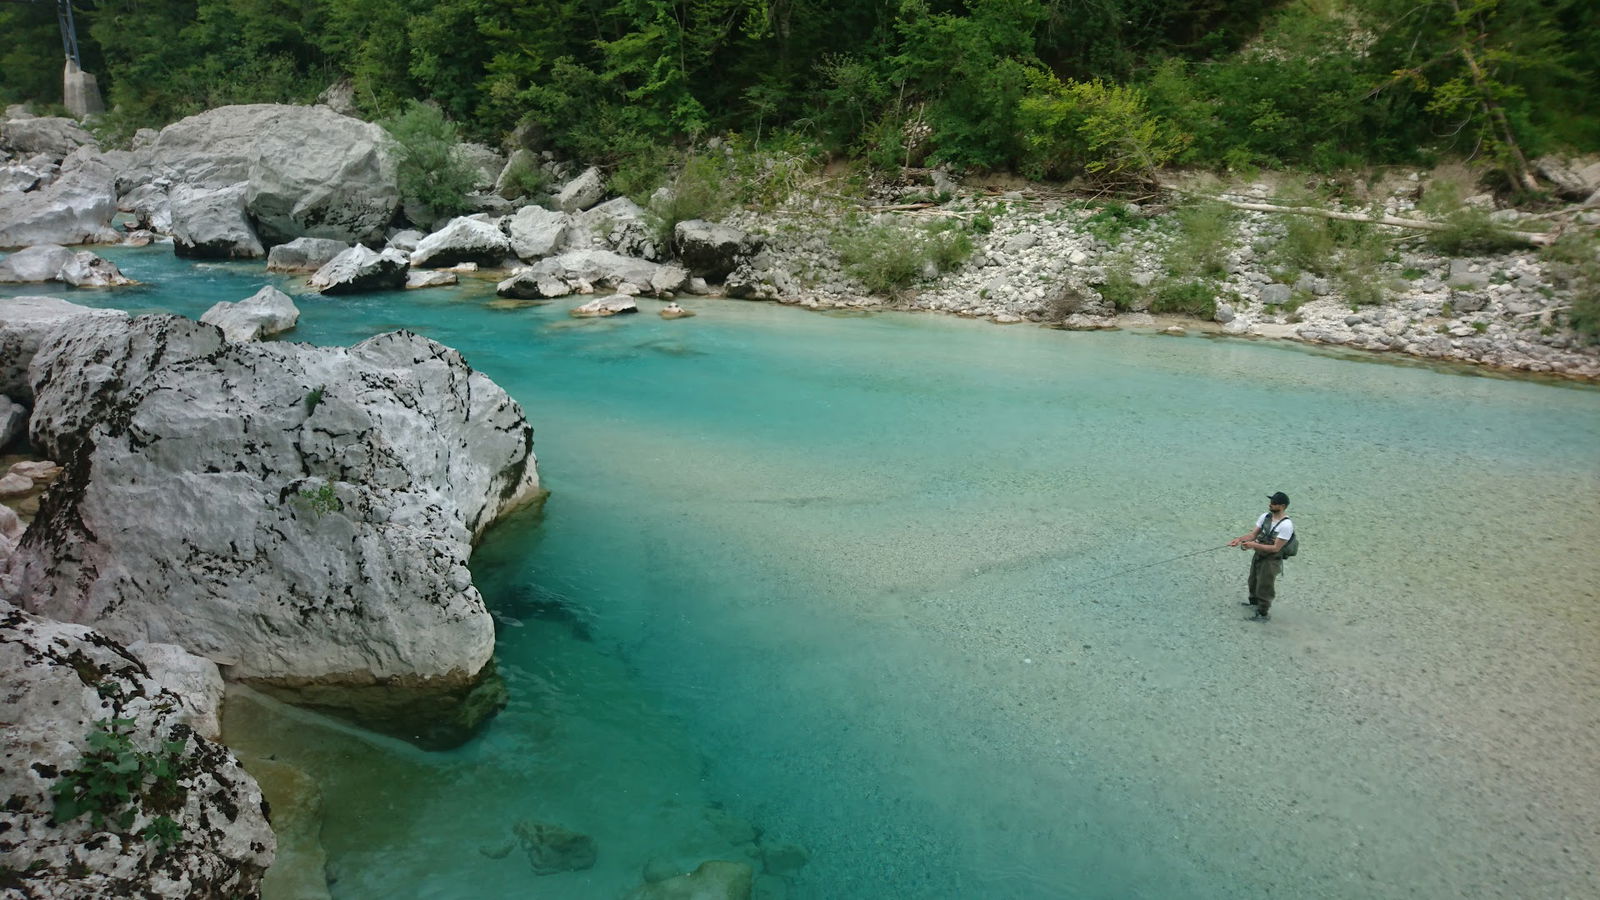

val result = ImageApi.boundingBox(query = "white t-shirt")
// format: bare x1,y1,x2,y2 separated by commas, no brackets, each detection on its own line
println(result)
1255,513,1294,542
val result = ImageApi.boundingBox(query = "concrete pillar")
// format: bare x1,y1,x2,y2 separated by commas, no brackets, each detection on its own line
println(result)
63,59,105,118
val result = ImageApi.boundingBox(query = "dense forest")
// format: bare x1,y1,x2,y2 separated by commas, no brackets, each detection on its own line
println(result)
2,0,1596,188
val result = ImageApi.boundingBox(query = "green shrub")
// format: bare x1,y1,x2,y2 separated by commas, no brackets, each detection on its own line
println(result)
382,101,478,218
1150,279,1217,318
1333,220,1390,307
1084,203,1147,246
51,719,187,848
496,155,549,200
832,218,976,296
1097,260,1143,312
1541,233,1600,342
648,152,733,241
1164,200,1235,280
1017,70,1186,184
1273,215,1336,276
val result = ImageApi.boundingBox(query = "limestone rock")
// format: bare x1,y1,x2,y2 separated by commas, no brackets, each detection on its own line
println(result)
200,285,300,342
267,236,350,273
411,216,514,268
309,245,409,294
0,472,29,496
126,640,227,739
170,182,264,259
406,269,458,289
3,312,540,746
129,104,399,245
674,220,763,282
0,295,128,401
571,296,638,317
0,395,25,450
386,229,424,253
513,821,598,875
502,205,570,260
0,156,119,248
0,116,95,160
554,166,605,213
571,197,659,259
500,250,685,300
661,303,695,319
453,142,506,191
0,603,275,898
120,181,173,234
58,250,135,287
625,860,754,900
1534,155,1600,202
0,162,45,193
493,149,543,200
0,244,74,282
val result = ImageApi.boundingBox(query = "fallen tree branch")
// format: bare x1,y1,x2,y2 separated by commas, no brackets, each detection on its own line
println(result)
1212,197,1556,247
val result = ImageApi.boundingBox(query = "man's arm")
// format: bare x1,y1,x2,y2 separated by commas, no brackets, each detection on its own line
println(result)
1240,536,1287,553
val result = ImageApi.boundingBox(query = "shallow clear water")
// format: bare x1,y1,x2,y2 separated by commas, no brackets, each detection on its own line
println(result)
10,247,1600,898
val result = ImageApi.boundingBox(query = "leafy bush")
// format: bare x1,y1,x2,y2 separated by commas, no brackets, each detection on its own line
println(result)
382,100,478,218
1097,265,1143,312
1150,279,1217,318
1017,70,1186,184
1273,215,1337,276
1164,200,1236,279
1417,178,1523,255
1083,203,1148,246
832,217,976,296
1541,234,1600,342
51,718,187,849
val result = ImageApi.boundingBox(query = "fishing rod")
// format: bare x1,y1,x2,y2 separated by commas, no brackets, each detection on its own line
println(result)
1061,543,1232,590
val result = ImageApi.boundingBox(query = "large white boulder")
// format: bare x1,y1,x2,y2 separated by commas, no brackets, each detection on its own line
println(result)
0,156,119,248
128,104,400,245
0,602,275,898
3,311,541,746
497,250,687,299
266,236,349,273
674,220,763,282
200,285,300,342
0,244,74,282
0,295,128,401
569,196,659,259
411,216,515,268
0,245,133,287
0,116,95,160
553,166,605,213
169,182,265,259
501,205,570,260
308,244,409,293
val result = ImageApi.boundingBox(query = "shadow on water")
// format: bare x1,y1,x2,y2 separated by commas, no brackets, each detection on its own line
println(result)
485,581,595,642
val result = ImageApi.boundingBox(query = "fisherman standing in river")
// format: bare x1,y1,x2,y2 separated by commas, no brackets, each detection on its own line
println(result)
1228,491,1294,621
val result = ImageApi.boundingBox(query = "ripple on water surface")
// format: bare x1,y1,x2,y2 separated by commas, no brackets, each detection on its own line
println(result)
17,247,1599,899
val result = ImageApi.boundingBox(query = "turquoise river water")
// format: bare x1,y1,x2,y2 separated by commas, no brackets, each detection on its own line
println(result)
6,247,1599,899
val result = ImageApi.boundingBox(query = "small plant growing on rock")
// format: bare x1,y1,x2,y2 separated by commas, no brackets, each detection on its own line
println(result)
304,385,326,414
50,719,187,849
294,483,343,518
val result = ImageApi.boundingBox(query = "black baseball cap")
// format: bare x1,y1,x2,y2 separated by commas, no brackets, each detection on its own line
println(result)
1267,491,1290,505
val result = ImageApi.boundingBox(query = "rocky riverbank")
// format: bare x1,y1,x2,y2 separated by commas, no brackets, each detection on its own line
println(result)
715,172,1600,380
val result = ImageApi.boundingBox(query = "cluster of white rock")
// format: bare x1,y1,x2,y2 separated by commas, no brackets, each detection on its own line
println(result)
0,286,543,892
713,172,1600,378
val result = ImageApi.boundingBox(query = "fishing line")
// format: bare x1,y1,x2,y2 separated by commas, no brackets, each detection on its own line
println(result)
1061,544,1232,590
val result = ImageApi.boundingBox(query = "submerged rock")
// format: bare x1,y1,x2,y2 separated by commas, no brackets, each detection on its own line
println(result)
1,307,541,747
513,820,598,875
625,860,754,900
571,295,638,317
